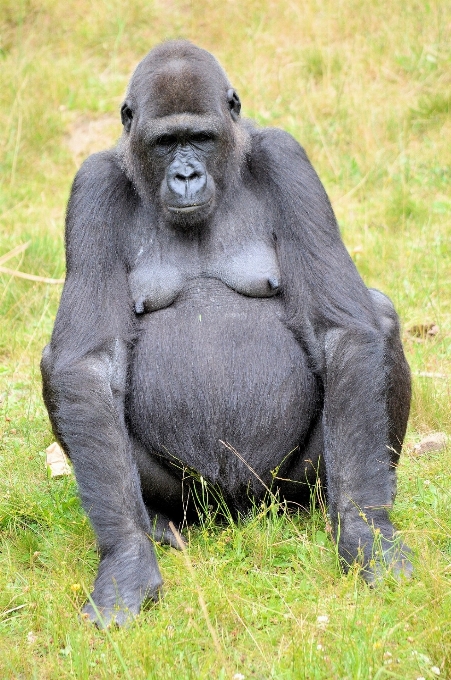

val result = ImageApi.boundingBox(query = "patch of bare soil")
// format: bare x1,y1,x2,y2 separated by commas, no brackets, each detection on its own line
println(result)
65,114,121,164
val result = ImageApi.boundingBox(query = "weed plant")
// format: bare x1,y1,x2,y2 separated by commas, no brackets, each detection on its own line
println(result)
0,0,450,677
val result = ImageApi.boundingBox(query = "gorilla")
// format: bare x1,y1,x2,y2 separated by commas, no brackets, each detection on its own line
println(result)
41,40,412,625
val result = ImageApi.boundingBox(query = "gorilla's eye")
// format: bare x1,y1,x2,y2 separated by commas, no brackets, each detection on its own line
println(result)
190,132,215,144
155,134,178,149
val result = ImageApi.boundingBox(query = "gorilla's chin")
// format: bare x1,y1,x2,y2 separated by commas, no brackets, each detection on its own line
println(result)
164,198,214,229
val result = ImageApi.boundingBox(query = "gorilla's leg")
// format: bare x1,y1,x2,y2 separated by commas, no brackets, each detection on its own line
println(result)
276,415,325,508
41,341,163,626
131,438,190,548
368,289,411,466
321,296,412,582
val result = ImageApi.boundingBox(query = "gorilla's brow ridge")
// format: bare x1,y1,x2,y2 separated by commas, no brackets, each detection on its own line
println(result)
141,113,223,141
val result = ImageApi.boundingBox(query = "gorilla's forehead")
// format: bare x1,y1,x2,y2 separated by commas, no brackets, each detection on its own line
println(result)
142,113,222,139
130,53,230,118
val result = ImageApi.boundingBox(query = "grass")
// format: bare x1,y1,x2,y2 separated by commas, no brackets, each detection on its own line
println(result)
0,0,450,677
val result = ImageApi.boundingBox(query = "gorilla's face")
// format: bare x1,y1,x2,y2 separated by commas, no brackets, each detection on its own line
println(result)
119,45,241,229
125,112,220,228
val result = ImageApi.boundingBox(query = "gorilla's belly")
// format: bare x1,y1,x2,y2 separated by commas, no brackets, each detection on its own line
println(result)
128,279,318,497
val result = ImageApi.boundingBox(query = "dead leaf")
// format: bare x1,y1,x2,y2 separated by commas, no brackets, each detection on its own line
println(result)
0,265,64,284
406,323,439,340
46,442,71,476
350,245,363,256
0,242,64,284
413,433,448,455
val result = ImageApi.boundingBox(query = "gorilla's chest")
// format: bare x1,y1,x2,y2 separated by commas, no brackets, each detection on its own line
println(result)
129,241,280,314
126,207,280,314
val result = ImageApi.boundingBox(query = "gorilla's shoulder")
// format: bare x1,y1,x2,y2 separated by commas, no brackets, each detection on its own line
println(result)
251,126,308,160
66,150,135,235
68,150,133,216
74,150,126,190
247,126,312,181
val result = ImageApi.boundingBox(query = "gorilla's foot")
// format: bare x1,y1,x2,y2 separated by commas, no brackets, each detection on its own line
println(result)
149,514,184,550
82,534,162,627
338,516,413,584
361,537,413,585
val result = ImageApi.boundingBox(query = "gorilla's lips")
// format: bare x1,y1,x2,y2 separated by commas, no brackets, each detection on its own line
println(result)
166,199,212,214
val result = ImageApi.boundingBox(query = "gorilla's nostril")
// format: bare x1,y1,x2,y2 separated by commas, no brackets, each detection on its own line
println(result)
175,171,200,182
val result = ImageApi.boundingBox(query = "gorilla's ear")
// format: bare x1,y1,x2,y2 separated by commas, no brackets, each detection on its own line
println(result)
120,101,134,132
227,88,241,121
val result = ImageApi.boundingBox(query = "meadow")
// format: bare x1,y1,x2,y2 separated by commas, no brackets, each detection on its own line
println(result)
0,0,450,677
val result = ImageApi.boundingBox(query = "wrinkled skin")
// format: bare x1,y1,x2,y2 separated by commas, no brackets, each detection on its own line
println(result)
41,40,412,626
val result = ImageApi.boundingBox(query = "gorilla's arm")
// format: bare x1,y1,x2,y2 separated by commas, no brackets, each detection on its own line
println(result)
41,152,162,624
253,128,409,576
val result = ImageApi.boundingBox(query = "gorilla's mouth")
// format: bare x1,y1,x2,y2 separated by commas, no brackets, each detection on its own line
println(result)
166,200,212,214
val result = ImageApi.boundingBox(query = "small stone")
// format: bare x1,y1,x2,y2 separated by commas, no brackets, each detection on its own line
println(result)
413,433,447,455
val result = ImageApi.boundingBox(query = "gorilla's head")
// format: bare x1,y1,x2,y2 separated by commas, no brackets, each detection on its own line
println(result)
118,40,246,229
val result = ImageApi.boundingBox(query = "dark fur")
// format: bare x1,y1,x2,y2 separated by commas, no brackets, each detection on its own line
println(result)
41,40,412,626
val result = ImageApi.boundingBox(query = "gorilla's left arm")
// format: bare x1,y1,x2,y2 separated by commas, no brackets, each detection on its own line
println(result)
252,128,404,575
41,151,163,623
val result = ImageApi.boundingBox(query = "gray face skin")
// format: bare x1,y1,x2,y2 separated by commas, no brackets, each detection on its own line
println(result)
158,129,216,215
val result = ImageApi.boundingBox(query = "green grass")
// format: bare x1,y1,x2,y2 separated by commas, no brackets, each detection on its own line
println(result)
1,0,450,677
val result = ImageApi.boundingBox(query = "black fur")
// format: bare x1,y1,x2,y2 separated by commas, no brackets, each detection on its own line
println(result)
41,40,412,626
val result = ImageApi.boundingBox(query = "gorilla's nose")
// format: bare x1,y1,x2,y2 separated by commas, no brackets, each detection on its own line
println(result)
167,159,207,201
